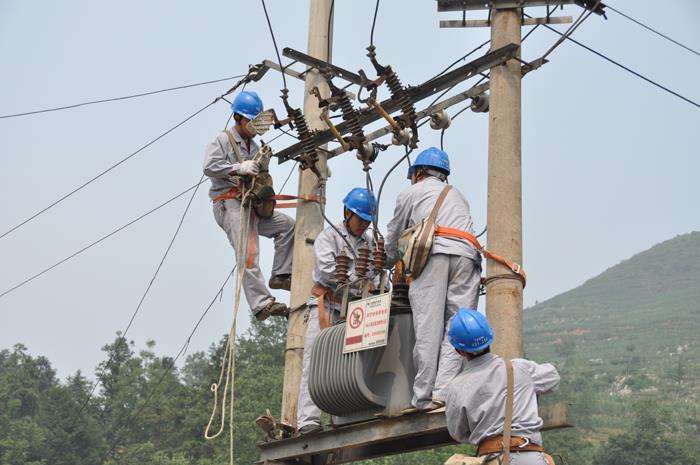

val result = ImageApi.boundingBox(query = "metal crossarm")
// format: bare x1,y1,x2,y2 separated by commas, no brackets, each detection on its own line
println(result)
274,43,519,163
283,47,365,85
437,0,606,15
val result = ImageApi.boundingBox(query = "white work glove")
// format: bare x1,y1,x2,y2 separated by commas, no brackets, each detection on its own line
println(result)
238,159,260,176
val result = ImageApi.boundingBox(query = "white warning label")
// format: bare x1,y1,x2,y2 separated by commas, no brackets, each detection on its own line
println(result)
343,292,391,354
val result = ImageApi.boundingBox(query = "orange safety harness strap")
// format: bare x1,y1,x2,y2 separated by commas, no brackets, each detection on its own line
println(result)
311,283,333,329
271,194,325,209
212,187,241,204
434,226,527,287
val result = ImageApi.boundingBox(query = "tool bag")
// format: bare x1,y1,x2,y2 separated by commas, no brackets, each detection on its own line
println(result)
397,185,452,279
224,130,275,211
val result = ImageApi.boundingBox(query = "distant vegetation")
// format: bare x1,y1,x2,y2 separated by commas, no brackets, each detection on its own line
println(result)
1,233,698,464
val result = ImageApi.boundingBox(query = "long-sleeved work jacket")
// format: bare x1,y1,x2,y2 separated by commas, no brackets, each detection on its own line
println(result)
312,222,374,296
385,176,478,265
203,128,258,200
444,353,561,446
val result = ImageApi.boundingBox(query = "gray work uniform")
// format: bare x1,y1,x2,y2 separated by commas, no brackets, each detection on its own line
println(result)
297,222,374,429
203,128,295,314
444,353,560,465
385,176,482,409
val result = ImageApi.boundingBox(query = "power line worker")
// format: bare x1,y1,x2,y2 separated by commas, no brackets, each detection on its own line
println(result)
444,309,560,465
296,188,377,436
203,91,294,321
384,147,482,412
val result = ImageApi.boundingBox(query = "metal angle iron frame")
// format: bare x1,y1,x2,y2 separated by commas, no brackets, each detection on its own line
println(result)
436,0,606,15
274,43,519,164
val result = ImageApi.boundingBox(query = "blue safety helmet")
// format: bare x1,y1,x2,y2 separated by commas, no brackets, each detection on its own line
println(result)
407,146,451,179
448,308,494,354
342,188,376,222
231,91,264,120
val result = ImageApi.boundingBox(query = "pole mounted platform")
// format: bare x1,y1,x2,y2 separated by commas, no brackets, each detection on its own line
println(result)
257,404,571,465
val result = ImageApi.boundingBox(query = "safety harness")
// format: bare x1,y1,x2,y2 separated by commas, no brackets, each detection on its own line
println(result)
398,184,526,286
476,359,554,465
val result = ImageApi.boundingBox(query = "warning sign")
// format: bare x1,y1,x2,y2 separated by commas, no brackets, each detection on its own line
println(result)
343,292,391,354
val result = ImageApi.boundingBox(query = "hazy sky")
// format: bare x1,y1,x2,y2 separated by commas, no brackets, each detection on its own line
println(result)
1,0,698,379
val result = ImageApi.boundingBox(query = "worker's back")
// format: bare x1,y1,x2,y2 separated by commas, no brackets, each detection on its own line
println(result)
443,352,560,446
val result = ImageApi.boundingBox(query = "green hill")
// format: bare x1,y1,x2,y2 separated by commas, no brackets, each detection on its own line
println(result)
524,231,700,464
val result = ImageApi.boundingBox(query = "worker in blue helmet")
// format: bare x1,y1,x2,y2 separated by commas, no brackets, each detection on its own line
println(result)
203,91,295,321
443,309,560,465
384,146,482,413
296,188,378,436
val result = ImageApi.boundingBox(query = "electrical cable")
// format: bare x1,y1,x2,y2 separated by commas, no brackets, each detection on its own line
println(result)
66,173,205,431
0,74,246,120
328,0,335,62
541,0,601,60
0,179,207,300
369,0,381,47
534,17,699,109
260,0,287,90
376,146,414,220
0,101,215,241
103,266,236,459
606,3,699,57
428,39,491,81
278,161,299,194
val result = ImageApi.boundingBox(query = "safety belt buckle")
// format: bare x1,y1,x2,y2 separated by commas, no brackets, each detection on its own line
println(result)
511,263,521,274
517,437,531,449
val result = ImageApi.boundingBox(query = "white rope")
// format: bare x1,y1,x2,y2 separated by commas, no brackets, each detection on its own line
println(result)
203,184,255,465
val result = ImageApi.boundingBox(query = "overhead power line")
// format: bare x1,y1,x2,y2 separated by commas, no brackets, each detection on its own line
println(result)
535,18,699,109
260,0,287,89
0,179,206,300
67,174,205,430
0,75,246,120
0,101,215,241
104,266,236,459
606,3,700,57
369,0,381,47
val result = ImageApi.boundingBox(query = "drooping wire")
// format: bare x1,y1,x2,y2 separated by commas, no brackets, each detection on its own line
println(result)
327,0,335,62
0,179,207,300
66,173,206,431
606,3,699,57
428,39,491,81
0,102,215,241
531,15,700,109
260,0,287,90
541,0,601,60
0,75,247,120
278,161,299,194
104,266,236,459
369,0,381,47
376,146,414,220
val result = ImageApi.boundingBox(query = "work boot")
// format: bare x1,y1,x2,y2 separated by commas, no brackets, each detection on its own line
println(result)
268,274,292,291
255,301,290,321
297,424,323,437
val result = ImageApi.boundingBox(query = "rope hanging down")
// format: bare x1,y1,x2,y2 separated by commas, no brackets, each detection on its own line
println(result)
104,267,235,460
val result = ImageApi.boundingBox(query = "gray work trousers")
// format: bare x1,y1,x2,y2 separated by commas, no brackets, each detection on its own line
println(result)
213,198,294,314
297,298,340,429
408,253,481,409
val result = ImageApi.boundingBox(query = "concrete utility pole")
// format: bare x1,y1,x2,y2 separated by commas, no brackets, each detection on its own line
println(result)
281,0,333,428
485,8,524,360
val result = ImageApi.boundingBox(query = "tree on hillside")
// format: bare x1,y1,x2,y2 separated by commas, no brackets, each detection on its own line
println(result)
594,400,699,465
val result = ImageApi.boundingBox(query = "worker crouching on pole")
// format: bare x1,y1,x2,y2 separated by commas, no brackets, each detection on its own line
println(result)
296,188,378,436
385,147,482,412
444,309,560,465
203,91,294,321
